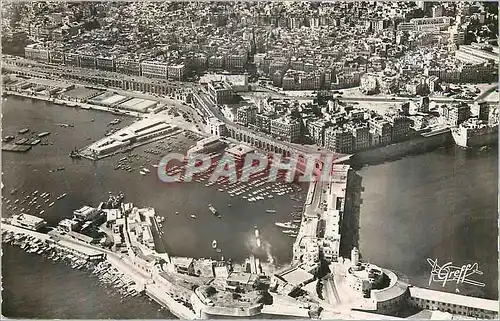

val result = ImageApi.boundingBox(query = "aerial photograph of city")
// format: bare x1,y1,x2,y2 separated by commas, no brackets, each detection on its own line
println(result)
1,1,498,319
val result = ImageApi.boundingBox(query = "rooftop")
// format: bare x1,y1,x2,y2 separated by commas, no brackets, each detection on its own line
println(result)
12,213,45,225
225,144,255,157
278,266,315,285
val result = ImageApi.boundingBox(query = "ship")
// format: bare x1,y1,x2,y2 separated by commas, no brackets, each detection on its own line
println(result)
15,138,29,145
452,118,498,148
38,132,50,138
109,118,121,125
56,193,67,200
266,209,276,213
190,214,197,219
3,135,15,143
18,128,29,134
212,240,217,249
275,221,299,229
208,204,218,216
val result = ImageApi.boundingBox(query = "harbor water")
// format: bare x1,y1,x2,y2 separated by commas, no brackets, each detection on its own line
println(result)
2,96,498,318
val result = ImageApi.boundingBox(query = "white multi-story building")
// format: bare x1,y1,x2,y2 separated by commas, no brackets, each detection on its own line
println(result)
73,206,99,221
207,117,227,137
141,60,169,79
270,116,301,143
168,64,186,80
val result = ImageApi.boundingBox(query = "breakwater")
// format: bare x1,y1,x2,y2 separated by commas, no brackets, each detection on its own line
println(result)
1,227,142,298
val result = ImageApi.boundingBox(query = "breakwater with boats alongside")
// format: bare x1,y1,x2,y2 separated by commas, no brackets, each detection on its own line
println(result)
2,229,142,299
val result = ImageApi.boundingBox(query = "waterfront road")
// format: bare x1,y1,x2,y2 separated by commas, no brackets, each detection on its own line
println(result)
5,57,491,107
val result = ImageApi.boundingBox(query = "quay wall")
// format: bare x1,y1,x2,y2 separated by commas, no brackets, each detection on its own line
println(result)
351,131,453,164
5,91,143,118
146,284,197,319
200,305,263,319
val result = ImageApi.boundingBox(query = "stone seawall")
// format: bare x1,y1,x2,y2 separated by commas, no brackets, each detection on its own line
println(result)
352,131,453,165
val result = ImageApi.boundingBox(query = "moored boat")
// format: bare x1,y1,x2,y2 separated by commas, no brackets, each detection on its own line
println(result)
275,221,299,229
38,132,50,138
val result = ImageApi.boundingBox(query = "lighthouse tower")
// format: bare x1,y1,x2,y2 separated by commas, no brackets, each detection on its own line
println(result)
351,247,360,267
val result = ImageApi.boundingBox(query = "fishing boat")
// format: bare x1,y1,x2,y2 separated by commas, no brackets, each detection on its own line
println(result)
57,193,67,200
39,210,45,215
4,135,15,143
266,209,276,213
275,222,299,229
190,214,197,219
49,202,55,207
18,128,29,134
142,168,150,173
208,204,218,216
212,240,217,249
140,170,146,175
38,132,50,138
